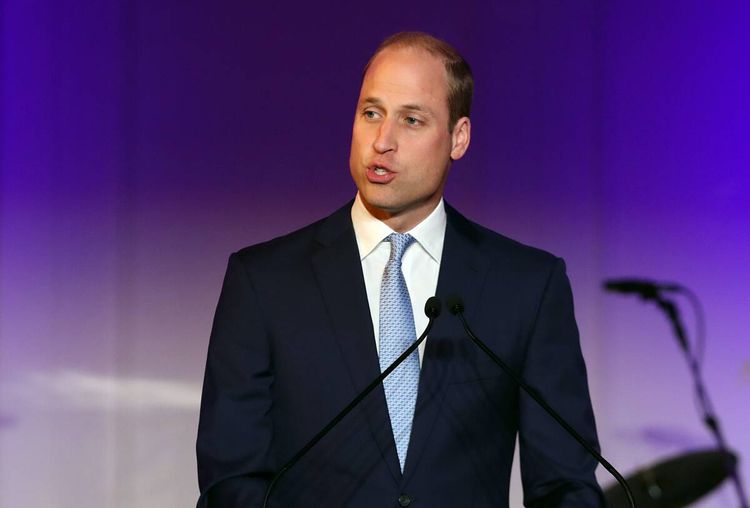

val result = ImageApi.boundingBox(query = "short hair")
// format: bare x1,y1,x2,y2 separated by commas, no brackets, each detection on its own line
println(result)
363,31,473,132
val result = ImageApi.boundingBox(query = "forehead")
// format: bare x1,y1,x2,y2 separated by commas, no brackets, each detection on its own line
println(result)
359,47,449,112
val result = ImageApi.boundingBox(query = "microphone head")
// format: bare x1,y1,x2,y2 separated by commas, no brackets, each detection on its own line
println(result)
603,278,654,291
424,296,442,319
446,296,464,315
603,278,663,299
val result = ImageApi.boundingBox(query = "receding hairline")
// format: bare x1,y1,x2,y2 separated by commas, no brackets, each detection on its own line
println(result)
363,38,452,81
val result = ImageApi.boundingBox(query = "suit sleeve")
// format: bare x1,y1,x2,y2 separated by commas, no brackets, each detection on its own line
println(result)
518,258,604,507
196,253,276,507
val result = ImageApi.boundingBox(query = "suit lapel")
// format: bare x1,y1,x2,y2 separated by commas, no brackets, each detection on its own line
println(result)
403,204,491,482
310,204,403,483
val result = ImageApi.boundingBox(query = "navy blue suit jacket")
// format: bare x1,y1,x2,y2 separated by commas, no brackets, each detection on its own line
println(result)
196,203,603,507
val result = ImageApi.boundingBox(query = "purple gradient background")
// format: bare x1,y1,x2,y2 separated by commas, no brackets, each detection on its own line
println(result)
1,2,748,506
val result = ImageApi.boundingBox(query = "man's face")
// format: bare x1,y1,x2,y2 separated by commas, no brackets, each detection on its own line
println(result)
349,47,470,231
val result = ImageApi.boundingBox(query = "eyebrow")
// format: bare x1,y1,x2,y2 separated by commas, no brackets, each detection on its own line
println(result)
402,103,430,114
361,97,433,116
361,97,383,107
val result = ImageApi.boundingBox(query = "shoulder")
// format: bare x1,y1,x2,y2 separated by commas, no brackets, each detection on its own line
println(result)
232,201,353,269
445,203,562,274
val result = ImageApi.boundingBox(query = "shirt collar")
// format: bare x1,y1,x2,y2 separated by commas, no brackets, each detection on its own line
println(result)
351,193,446,263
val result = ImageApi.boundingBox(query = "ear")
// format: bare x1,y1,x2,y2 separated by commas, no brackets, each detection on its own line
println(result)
450,117,471,161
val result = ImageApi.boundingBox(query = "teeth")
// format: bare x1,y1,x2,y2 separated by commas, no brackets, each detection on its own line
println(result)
374,167,388,175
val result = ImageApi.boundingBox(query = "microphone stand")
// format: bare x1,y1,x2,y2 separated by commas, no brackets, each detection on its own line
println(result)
654,295,749,508
448,300,636,508
262,300,440,508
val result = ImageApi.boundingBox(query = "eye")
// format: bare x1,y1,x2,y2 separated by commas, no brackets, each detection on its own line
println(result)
363,110,380,120
405,116,422,126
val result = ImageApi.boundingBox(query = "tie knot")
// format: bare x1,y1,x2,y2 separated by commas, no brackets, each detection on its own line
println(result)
386,233,415,264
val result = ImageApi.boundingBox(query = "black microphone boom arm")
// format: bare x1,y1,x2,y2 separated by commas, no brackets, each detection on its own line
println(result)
446,296,637,508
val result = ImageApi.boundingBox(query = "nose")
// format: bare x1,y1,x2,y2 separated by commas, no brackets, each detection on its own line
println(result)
372,118,396,154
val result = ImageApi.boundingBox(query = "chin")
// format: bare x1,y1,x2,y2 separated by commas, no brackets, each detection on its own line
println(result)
359,196,399,216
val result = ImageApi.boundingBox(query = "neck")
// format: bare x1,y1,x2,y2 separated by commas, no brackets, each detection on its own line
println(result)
362,197,442,233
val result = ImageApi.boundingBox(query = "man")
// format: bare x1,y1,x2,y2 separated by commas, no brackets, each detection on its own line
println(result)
197,32,603,507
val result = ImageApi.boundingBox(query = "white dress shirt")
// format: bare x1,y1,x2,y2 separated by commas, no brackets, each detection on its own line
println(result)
350,193,446,365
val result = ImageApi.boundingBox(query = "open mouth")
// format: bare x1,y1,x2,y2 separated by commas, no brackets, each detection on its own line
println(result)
366,164,396,183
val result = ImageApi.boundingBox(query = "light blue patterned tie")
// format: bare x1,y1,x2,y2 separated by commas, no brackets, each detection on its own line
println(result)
379,232,419,472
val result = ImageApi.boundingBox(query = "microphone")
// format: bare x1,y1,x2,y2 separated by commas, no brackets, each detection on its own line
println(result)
262,297,442,507
446,296,636,508
603,279,690,351
424,296,442,319
603,279,680,300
